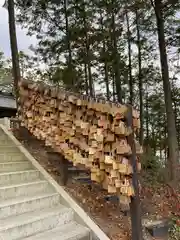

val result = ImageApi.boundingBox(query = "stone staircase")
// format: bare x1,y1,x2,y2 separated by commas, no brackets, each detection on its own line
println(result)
0,123,110,240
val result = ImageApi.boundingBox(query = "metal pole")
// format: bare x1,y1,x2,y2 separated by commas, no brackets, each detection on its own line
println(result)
126,105,143,240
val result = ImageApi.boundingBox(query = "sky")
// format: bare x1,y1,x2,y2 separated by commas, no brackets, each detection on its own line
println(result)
0,0,37,57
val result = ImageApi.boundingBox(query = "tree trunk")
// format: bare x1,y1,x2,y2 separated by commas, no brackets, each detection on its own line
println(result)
177,122,180,147
112,73,116,101
64,0,73,86
100,13,110,101
111,8,122,103
103,40,110,101
154,0,179,182
171,79,179,146
82,2,94,97
164,115,167,163
8,0,21,100
64,0,72,65
158,113,162,160
164,146,167,163
135,9,143,145
84,62,88,95
125,10,133,104
145,82,149,141
152,128,156,155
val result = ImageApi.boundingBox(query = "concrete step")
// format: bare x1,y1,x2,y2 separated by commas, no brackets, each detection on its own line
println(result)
0,180,55,201
0,152,26,162
0,146,21,154
0,205,74,240
0,170,42,186
23,221,90,240
0,161,33,173
0,193,60,219
0,124,95,240
0,134,10,139
0,139,15,146
0,132,10,141
0,133,15,142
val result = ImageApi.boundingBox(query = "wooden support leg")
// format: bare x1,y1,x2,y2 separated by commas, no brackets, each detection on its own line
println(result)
47,151,69,186
126,105,143,240
59,156,69,186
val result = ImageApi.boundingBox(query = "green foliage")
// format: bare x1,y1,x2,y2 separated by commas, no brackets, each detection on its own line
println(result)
169,217,180,240
142,148,161,171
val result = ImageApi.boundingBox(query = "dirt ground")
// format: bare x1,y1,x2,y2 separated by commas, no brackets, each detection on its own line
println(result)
13,127,180,240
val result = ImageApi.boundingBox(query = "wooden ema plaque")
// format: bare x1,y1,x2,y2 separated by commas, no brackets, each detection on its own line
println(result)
18,80,142,205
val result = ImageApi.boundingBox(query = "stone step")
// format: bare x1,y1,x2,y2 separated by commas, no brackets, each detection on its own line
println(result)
0,205,74,240
0,170,41,186
0,146,21,154
0,152,26,162
0,134,10,139
0,133,10,141
0,161,33,173
0,139,15,146
0,129,13,140
0,180,55,201
23,221,90,240
0,192,60,219
0,124,95,240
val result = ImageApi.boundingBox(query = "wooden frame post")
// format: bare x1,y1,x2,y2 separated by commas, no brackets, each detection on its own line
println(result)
126,105,143,240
